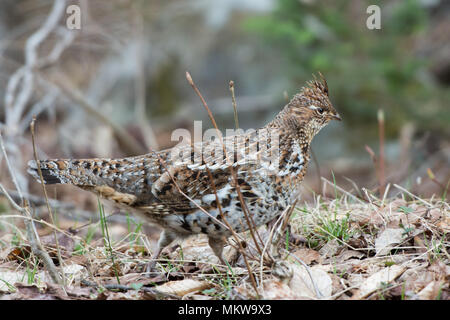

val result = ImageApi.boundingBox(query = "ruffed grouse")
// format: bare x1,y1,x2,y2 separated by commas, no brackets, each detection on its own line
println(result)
28,75,341,266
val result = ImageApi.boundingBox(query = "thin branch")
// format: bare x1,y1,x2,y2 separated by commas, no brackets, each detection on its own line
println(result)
229,80,239,129
186,72,264,255
30,117,66,285
185,72,261,295
377,109,386,196
0,133,24,201
0,131,62,285
0,185,62,285
80,279,180,299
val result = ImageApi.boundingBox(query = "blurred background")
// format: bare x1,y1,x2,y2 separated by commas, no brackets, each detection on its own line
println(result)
0,0,449,219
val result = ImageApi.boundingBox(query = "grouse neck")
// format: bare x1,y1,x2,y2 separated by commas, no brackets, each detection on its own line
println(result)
267,106,314,146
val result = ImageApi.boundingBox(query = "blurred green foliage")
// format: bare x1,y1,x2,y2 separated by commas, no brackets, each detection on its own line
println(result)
147,56,181,117
244,0,450,136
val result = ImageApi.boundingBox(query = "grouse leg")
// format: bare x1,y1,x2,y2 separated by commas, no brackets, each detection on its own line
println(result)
208,236,228,266
146,229,177,274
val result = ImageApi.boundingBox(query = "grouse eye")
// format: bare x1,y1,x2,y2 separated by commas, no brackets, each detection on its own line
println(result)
317,108,324,114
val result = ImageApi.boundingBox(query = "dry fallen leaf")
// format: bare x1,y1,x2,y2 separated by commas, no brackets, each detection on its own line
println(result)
416,281,446,300
292,248,321,265
336,249,365,263
3,283,68,300
154,279,212,297
427,260,450,279
347,235,368,249
119,272,166,286
318,239,342,259
4,246,32,262
0,271,26,292
289,264,333,299
261,280,301,300
375,228,405,256
353,265,406,299
436,216,450,233
63,264,87,284
413,236,428,255
0,264,87,292
40,232,75,259
176,235,238,265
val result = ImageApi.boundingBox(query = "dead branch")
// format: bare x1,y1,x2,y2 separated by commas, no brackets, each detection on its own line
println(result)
2,0,69,195
30,117,66,285
80,279,180,299
186,72,261,295
0,133,62,285
229,80,239,129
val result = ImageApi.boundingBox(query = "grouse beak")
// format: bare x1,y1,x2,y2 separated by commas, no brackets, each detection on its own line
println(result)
331,112,342,121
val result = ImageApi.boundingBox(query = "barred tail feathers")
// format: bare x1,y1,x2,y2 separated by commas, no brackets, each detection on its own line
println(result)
27,159,102,186
27,157,149,192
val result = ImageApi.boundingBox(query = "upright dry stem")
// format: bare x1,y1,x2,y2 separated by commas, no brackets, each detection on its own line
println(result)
229,80,239,129
186,71,261,295
0,133,62,284
378,109,386,197
30,117,66,285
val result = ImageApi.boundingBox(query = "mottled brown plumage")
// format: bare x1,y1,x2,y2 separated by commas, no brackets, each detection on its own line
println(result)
28,74,341,266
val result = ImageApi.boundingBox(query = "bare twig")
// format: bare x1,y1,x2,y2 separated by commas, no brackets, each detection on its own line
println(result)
205,168,258,266
30,117,66,285
229,80,239,129
80,279,179,299
2,0,70,195
5,0,67,130
0,133,25,202
283,90,289,103
0,133,62,284
378,109,386,196
186,72,264,253
186,72,261,295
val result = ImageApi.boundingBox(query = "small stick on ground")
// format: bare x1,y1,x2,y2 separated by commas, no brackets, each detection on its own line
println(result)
80,279,180,299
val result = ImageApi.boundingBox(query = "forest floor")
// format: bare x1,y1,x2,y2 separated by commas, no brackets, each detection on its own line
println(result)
0,185,448,300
